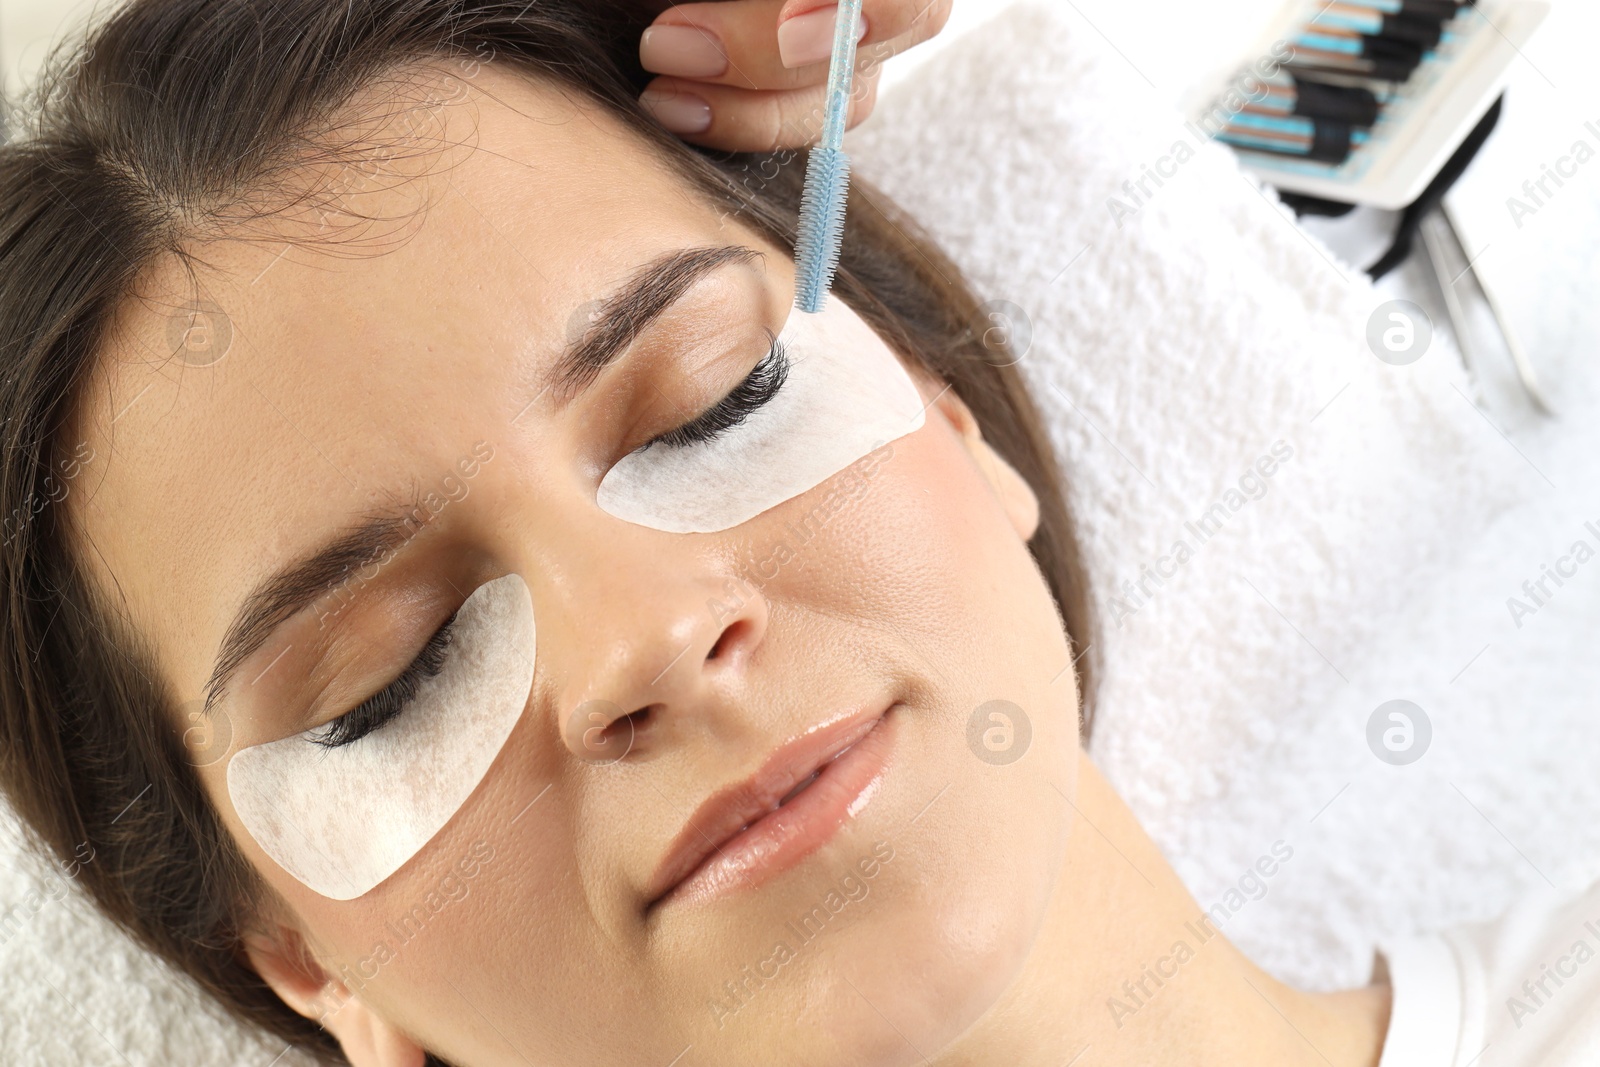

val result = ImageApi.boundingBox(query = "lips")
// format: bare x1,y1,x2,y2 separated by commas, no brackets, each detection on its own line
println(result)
644,702,897,912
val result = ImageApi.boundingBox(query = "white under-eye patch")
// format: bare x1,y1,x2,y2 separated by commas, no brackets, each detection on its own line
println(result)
226,572,536,900
596,297,927,533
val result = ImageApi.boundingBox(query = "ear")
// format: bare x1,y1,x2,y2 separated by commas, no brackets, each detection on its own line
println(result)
244,926,426,1067
931,384,1040,541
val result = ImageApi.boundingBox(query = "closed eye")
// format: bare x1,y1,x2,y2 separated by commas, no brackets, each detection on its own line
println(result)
637,331,790,452
307,609,460,749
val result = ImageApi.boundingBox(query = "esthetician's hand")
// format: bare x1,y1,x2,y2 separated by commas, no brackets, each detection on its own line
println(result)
636,0,953,151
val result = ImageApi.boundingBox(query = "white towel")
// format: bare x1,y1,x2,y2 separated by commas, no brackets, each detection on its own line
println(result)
847,0,1600,991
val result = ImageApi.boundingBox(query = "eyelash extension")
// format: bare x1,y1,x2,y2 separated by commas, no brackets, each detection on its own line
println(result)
639,333,791,452
308,610,460,749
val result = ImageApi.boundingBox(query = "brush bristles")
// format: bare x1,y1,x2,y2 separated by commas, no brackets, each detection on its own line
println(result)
793,146,852,314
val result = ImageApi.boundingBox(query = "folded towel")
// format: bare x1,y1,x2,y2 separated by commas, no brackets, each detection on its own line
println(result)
847,0,1600,991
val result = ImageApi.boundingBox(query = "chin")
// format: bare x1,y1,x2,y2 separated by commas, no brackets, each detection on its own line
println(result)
743,775,1069,1066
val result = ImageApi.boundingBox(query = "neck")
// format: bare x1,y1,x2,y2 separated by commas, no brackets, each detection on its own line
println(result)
935,751,1391,1067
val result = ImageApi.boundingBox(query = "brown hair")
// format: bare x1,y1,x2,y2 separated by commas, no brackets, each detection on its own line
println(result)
0,1,1095,1063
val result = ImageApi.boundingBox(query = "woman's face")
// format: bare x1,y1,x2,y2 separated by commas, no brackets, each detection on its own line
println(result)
70,64,1081,1067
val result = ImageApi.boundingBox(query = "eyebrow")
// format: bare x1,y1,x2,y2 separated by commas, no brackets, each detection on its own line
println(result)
202,245,765,718
542,243,764,409
202,493,428,718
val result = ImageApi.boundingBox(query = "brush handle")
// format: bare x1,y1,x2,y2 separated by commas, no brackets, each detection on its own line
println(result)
819,0,865,151
793,0,864,313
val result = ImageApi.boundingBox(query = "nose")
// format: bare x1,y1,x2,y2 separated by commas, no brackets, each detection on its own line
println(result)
533,523,771,763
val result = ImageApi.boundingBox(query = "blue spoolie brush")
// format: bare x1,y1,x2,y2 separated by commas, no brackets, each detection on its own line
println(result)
792,0,865,314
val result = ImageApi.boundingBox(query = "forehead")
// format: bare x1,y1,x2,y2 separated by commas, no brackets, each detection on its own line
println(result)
68,62,750,695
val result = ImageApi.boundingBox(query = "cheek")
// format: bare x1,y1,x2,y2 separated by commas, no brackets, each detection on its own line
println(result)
753,407,1069,707
245,699,606,1067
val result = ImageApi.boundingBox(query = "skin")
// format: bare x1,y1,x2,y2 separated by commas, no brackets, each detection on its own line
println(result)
66,63,1390,1067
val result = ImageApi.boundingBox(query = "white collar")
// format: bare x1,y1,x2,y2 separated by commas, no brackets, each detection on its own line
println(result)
1375,934,1468,1067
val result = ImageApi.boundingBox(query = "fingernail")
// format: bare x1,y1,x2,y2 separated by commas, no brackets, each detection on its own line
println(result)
639,88,713,134
778,5,869,69
639,24,728,78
